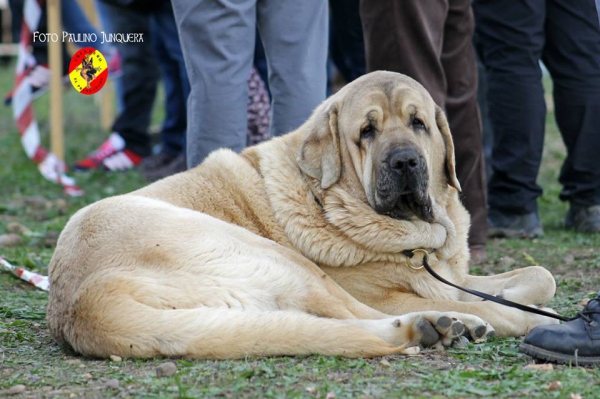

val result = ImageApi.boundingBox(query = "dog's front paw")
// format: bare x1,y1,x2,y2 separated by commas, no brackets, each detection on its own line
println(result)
408,312,495,348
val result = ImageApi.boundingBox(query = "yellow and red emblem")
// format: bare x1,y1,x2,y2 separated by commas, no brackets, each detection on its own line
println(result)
69,47,108,95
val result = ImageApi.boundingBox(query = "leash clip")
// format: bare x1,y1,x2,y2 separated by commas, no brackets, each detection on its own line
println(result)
404,248,429,270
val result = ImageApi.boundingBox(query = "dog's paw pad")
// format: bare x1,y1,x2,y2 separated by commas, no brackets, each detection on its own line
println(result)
471,324,495,343
417,318,440,347
436,316,452,329
450,320,465,337
473,325,487,340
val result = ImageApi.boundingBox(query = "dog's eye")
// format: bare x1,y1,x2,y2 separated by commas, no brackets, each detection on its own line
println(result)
412,117,426,130
360,125,375,140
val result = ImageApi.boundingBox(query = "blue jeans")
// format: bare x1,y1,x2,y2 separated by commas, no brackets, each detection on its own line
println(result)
95,0,123,111
150,4,190,156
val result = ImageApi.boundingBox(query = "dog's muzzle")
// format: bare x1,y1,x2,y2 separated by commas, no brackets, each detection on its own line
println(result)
375,146,433,222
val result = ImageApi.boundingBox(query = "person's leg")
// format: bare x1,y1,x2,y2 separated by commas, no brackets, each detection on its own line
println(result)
473,0,546,236
360,0,448,106
150,3,190,157
150,26,181,156
257,0,328,137
74,6,157,171
140,3,191,181
442,0,488,255
95,0,123,110
172,0,255,168
108,9,156,157
8,0,24,42
254,32,269,97
474,40,494,180
329,0,365,84
543,0,600,232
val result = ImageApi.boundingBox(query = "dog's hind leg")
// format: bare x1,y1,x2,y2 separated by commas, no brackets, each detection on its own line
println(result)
62,280,478,359
66,296,421,359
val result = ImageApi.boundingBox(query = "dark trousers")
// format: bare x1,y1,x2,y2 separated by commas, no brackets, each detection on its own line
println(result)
360,0,488,249
108,2,188,157
329,0,365,84
108,5,158,156
474,0,600,213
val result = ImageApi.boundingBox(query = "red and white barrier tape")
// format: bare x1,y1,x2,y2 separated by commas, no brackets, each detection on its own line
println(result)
10,0,84,197
0,256,49,291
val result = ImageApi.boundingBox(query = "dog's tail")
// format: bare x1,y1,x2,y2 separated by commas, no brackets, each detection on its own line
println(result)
59,297,408,359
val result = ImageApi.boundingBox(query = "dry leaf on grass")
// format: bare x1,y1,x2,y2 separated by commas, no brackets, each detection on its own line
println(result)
524,363,554,371
547,381,562,390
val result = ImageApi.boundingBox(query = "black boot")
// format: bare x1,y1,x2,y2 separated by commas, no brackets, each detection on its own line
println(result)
488,209,544,239
565,204,600,233
520,292,600,366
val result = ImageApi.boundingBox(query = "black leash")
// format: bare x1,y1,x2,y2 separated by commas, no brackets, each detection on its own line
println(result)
402,249,575,322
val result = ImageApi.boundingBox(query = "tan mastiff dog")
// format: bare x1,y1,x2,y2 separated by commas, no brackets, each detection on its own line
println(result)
47,71,558,359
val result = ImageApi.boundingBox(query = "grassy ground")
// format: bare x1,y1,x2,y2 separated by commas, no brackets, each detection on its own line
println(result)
1,65,599,399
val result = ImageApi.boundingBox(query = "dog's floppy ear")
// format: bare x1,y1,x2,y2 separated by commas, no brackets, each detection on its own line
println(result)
297,102,341,190
435,106,462,192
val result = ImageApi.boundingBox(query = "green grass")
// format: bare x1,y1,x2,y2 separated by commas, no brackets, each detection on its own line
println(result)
1,64,599,398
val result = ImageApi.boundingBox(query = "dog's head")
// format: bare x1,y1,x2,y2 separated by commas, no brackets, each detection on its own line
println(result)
81,56,97,76
298,71,460,223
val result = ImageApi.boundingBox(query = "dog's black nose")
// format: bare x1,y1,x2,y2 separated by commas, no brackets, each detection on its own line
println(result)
389,148,420,174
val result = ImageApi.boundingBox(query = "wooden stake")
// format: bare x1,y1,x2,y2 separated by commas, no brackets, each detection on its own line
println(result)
47,0,64,162
100,82,115,131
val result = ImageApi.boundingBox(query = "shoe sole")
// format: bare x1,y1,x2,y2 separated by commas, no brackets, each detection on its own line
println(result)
520,343,600,366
